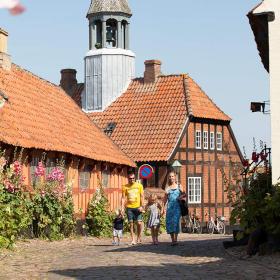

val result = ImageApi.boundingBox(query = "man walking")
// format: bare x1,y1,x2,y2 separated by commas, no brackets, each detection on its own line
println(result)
121,170,144,245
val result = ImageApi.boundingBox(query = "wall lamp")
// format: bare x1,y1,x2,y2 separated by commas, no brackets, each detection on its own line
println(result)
250,101,270,114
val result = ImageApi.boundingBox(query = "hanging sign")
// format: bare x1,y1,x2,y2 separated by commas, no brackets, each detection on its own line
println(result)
138,164,154,179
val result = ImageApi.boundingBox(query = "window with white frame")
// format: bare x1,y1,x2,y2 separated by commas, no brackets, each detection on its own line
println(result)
79,165,92,189
217,132,223,151
102,168,110,188
188,177,201,203
195,130,201,149
203,131,208,149
210,132,215,150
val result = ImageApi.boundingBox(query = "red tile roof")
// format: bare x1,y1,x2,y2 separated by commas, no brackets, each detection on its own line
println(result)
186,75,231,121
0,64,135,167
89,74,231,162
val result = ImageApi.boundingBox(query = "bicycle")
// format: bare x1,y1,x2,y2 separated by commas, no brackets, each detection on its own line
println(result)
186,214,202,234
207,216,226,234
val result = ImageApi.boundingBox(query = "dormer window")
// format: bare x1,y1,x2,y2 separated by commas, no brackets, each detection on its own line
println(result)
0,90,8,109
104,122,117,136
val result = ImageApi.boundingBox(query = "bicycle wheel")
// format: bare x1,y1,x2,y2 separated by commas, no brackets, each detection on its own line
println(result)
186,219,193,233
217,221,226,234
195,220,202,234
207,221,215,234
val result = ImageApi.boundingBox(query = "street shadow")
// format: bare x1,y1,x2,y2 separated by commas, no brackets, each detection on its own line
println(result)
101,237,231,258
49,261,259,280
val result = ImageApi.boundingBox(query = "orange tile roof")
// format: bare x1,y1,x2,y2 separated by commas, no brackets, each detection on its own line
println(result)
89,74,231,162
0,64,135,167
186,75,231,121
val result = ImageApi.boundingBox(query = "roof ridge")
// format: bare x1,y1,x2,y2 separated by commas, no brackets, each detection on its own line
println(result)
188,75,231,121
133,74,187,80
11,63,90,117
12,63,61,89
183,75,193,116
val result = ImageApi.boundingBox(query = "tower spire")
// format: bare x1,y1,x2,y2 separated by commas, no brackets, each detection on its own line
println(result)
83,0,135,112
87,0,132,17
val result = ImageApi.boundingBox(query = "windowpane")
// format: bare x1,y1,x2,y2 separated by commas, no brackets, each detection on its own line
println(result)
30,157,39,186
45,158,55,176
195,130,201,149
203,131,208,149
217,132,223,151
102,169,110,188
79,165,91,189
210,132,215,150
188,177,201,204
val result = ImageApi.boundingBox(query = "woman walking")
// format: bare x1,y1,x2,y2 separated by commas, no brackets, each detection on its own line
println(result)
162,170,185,246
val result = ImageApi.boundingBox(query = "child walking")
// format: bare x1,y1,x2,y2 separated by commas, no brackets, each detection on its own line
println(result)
112,209,124,246
146,194,162,245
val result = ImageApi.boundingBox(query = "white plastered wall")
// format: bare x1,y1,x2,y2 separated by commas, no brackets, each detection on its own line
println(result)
254,0,280,183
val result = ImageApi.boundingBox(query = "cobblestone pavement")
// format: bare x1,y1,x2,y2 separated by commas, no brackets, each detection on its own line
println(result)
0,234,280,280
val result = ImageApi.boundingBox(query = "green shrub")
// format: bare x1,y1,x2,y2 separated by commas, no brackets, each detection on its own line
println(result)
230,173,273,235
0,152,76,248
0,156,32,248
262,183,280,236
86,187,114,237
31,165,76,240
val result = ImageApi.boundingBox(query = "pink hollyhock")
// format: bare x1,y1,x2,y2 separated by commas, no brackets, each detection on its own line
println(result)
47,167,64,183
4,179,15,193
35,162,45,177
13,160,22,176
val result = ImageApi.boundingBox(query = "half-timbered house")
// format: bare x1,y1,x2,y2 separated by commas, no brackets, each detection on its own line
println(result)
0,28,135,218
61,0,243,222
88,60,243,222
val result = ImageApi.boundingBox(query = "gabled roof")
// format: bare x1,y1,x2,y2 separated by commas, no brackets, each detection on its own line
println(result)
247,1,270,72
0,64,135,167
89,74,231,162
185,75,231,121
87,0,132,17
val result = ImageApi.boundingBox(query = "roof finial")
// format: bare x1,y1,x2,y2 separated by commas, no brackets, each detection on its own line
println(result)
87,0,132,17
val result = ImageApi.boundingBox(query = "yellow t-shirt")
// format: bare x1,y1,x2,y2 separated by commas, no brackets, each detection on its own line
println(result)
122,182,144,209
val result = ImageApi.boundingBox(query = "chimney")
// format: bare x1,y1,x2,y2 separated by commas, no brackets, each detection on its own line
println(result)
144,60,162,83
0,28,11,71
60,69,78,97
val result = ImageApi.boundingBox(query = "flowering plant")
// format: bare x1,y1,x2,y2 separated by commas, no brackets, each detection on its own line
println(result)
86,179,114,237
0,150,76,247
0,153,32,248
31,162,75,240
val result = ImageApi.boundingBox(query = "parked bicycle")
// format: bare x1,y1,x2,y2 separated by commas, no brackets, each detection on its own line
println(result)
183,213,202,234
207,216,226,234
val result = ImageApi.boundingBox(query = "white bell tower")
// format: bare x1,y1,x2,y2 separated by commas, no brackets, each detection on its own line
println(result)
83,0,135,112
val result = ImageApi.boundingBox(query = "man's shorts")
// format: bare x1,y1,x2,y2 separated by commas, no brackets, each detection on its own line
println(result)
126,208,143,222
113,229,123,238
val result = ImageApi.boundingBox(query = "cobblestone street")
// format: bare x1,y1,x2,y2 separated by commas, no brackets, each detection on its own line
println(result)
0,234,279,280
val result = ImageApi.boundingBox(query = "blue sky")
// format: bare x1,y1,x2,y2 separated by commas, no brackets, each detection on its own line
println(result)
0,0,270,154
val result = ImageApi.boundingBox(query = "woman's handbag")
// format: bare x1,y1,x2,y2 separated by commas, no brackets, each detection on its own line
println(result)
179,189,189,216
179,199,189,216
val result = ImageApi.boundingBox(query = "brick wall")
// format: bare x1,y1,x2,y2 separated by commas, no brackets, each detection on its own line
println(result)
174,121,242,222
